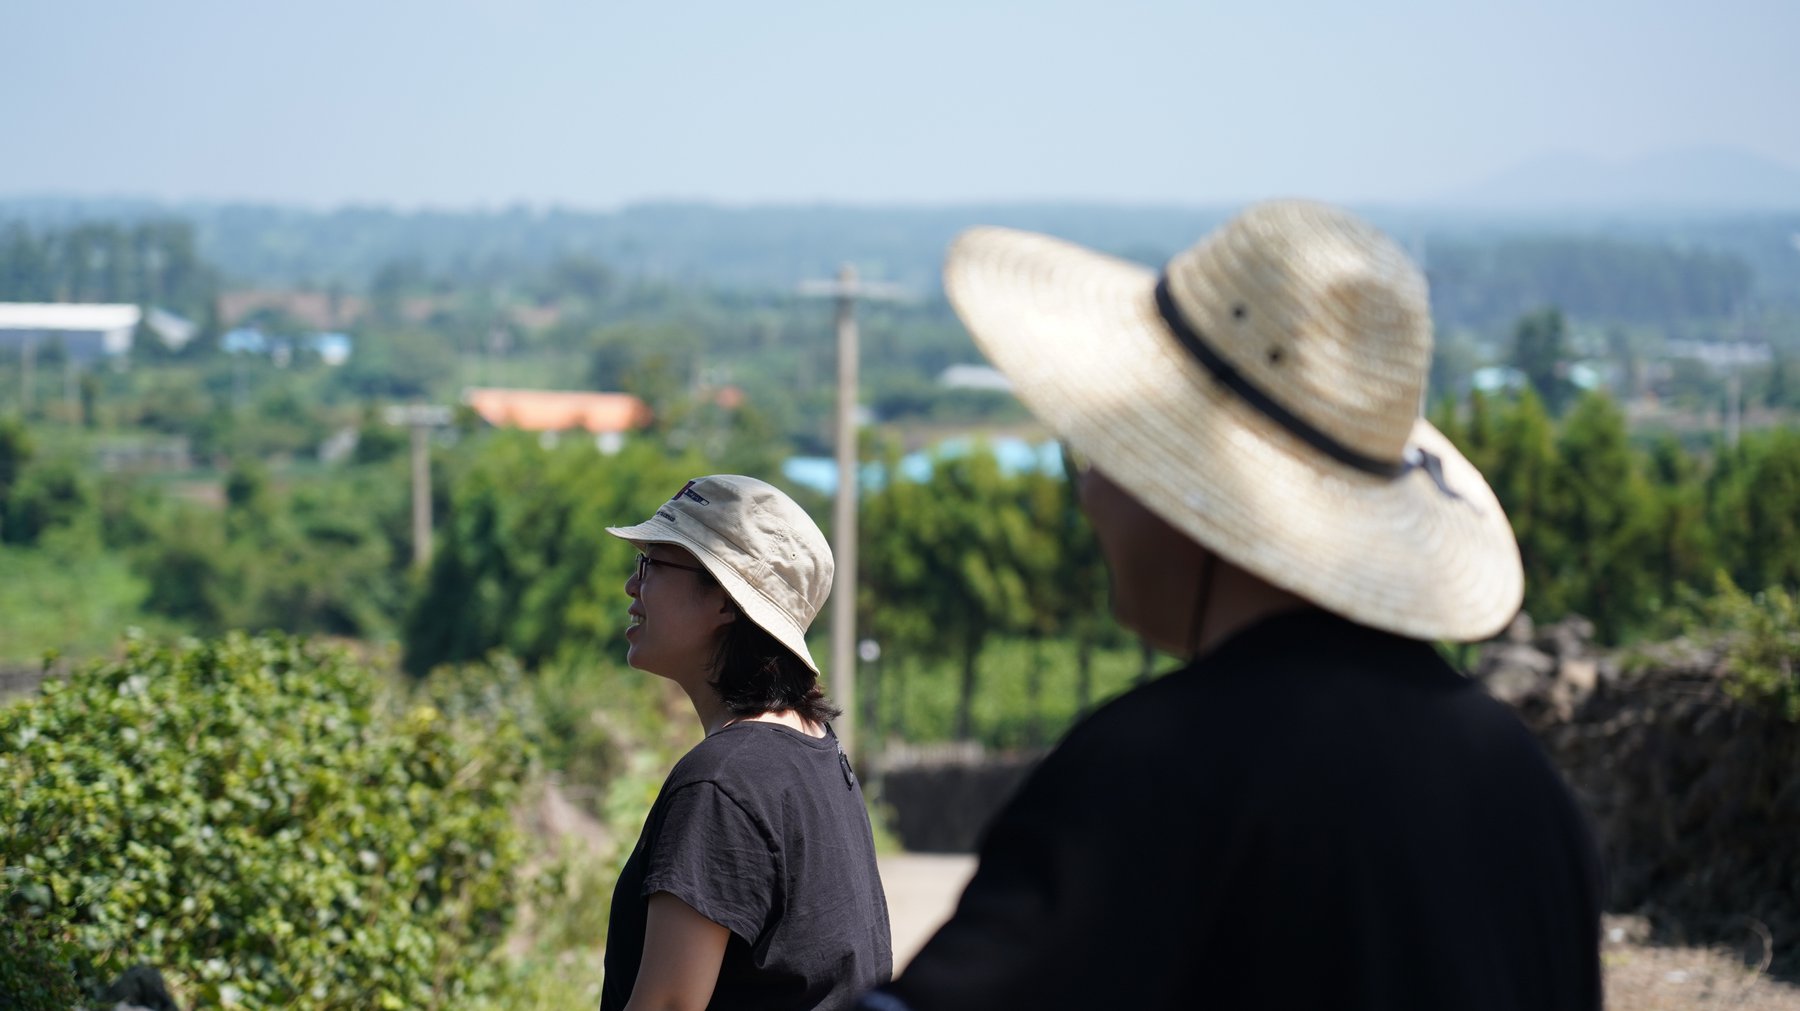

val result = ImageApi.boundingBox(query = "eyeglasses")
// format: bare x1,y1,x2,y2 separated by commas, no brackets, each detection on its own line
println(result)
636,552,709,584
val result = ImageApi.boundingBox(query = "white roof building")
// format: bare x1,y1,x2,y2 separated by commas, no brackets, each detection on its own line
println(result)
0,303,142,359
145,307,198,350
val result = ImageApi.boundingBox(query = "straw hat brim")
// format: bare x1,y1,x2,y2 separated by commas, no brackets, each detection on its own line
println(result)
945,226,1523,643
607,516,821,674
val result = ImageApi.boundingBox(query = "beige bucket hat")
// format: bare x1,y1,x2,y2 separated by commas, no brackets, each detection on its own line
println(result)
944,200,1523,643
607,475,834,673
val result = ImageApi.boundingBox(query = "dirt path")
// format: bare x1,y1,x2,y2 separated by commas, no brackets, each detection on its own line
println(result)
879,853,977,969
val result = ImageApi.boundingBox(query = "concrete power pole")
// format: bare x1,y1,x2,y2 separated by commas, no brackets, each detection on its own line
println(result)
20,336,34,414
800,266,905,761
384,405,453,570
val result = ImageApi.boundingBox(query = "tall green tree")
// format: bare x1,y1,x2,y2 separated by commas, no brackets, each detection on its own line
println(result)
1643,436,1713,612
1552,393,1658,638
1485,389,1568,620
859,443,937,742
919,450,1034,740
1510,307,1574,413
403,432,706,674
1737,431,1800,593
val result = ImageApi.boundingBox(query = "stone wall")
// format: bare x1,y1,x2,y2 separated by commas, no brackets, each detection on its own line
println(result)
873,742,1043,854
1474,614,1799,973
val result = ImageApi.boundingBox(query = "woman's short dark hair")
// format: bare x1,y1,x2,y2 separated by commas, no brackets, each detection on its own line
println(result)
709,612,842,725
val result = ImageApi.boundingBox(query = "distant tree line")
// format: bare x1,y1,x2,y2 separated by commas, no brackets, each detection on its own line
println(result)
1437,390,1800,641
0,220,218,320
399,393,1800,741
4,201,1792,318
1427,236,1754,327
4,383,1797,742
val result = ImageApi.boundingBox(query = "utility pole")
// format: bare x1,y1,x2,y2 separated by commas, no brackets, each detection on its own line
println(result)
800,266,905,761
384,405,453,570
1726,369,1742,449
64,356,79,422
20,336,34,415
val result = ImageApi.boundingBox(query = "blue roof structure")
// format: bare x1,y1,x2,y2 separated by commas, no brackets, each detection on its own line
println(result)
781,436,1065,495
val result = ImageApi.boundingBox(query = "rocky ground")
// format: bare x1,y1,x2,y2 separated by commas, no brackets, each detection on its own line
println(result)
1601,914,1800,1009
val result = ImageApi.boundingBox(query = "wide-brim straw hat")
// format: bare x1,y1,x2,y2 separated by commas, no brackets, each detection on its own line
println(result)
945,200,1522,643
607,475,833,674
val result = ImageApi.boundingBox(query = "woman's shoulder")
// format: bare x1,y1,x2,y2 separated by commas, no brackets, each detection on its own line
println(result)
666,722,827,792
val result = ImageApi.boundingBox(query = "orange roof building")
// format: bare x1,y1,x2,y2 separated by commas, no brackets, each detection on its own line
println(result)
464,388,653,434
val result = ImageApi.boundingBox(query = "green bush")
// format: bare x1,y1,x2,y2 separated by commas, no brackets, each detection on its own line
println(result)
1694,575,1800,721
0,911,82,1011
0,633,535,1009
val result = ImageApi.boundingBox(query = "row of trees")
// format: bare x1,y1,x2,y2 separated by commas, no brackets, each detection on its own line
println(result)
6,386,1798,741
0,414,415,652
400,393,1800,742
1439,390,1800,641
0,220,217,319
1426,236,1755,327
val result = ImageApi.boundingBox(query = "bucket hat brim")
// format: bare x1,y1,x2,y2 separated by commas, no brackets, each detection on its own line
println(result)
608,514,823,675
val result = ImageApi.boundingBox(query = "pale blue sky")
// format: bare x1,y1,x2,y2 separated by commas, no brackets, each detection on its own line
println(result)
3,0,1795,209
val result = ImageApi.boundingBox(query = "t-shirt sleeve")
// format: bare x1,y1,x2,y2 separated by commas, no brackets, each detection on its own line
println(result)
641,781,780,945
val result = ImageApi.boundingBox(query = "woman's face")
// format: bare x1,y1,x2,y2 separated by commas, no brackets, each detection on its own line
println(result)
624,544,736,681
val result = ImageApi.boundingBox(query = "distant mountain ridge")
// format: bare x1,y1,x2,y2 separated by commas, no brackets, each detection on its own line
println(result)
1446,146,1800,210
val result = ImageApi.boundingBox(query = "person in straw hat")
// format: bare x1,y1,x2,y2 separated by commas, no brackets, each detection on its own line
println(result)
857,202,1601,1011
600,475,892,1011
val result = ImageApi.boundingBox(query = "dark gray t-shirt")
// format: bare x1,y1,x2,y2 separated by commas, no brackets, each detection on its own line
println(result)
602,722,892,1011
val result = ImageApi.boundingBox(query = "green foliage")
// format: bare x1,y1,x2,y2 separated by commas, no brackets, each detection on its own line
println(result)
1549,393,1659,638
860,443,1115,741
128,461,411,641
1510,307,1575,412
0,535,162,663
0,911,83,1011
1443,390,1800,643
521,654,674,813
332,326,459,401
0,219,218,319
3,454,90,547
1427,236,1755,327
0,633,535,1008
871,635,1149,748
1692,576,1800,721
0,414,29,506
405,433,712,674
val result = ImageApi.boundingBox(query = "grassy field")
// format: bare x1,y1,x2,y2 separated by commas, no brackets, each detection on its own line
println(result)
0,540,173,665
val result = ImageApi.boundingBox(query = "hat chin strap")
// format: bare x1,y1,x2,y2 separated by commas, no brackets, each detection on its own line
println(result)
1184,548,1218,659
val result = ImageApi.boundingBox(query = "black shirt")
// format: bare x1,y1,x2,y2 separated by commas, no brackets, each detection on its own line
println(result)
602,722,892,1011
868,610,1602,1011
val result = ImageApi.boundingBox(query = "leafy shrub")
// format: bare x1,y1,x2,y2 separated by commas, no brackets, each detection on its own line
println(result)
0,633,535,1009
0,909,82,1011
1701,575,1800,721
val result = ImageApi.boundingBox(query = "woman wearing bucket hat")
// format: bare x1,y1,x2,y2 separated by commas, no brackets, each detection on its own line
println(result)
858,202,1601,1011
599,475,891,1011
